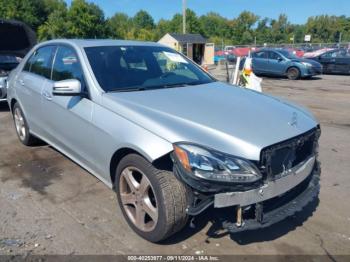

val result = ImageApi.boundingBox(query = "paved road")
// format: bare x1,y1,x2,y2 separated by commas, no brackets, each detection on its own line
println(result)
0,73,349,256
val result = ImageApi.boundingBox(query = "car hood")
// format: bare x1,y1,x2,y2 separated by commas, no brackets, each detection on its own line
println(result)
291,58,321,67
0,19,37,58
102,82,318,160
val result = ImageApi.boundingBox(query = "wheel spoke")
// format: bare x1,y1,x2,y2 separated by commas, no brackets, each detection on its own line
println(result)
138,175,150,195
135,205,146,229
15,109,20,119
142,198,158,222
120,192,136,205
122,169,138,192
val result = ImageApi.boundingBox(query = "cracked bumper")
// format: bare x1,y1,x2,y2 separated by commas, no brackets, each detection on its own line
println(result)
222,162,320,232
214,156,315,208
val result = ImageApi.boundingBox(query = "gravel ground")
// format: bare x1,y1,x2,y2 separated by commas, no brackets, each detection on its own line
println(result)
0,70,349,257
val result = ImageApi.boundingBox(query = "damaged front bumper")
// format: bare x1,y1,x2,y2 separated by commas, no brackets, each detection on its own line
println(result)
214,155,316,208
223,166,320,232
174,155,320,232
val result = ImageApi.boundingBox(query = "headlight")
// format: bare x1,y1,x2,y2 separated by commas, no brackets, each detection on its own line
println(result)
301,62,312,67
173,143,261,183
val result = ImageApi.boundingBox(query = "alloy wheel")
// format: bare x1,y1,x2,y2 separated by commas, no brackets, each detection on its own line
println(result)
119,167,158,232
288,68,299,80
14,107,26,141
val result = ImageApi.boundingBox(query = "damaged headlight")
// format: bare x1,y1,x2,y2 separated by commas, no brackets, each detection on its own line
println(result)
173,143,262,183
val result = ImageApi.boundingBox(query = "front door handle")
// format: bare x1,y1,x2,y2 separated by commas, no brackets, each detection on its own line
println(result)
19,79,25,86
42,91,52,101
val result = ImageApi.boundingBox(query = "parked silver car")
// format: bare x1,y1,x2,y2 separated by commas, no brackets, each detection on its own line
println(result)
7,39,321,242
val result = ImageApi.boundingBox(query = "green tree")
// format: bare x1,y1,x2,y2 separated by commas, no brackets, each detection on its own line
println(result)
306,15,339,42
270,14,292,43
165,9,203,34
66,0,106,38
108,12,131,39
199,12,231,39
0,0,58,30
155,19,173,39
231,11,259,44
133,10,155,30
38,0,107,40
255,17,272,44
37,8,68,40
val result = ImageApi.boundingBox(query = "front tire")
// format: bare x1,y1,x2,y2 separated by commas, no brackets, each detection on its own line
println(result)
115,154,189,242
12,102,40,146
287,67,301,80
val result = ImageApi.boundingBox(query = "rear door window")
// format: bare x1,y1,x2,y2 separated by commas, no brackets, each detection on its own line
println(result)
23,46,56,79
253,51,268,59
268,51,282,60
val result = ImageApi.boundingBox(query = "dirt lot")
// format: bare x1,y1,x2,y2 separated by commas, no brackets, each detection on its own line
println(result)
0,72,349,257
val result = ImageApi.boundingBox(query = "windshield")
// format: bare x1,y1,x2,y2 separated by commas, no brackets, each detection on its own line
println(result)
278,50,298,59
84,45,215,92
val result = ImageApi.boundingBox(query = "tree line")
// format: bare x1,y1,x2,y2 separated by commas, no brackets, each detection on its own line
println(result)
1,0,349,46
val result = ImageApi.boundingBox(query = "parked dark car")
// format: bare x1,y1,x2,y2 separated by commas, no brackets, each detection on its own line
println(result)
0,19,36,101
249,49,322,80
308,49,350,75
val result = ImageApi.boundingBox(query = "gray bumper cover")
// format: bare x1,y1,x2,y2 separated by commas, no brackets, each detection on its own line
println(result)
214,155,316,208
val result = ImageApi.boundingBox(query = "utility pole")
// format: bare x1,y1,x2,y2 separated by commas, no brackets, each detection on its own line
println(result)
339,32,342,44
182,0,186,34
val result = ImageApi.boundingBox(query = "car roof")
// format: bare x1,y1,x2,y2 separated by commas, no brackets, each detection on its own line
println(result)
39,39,164,48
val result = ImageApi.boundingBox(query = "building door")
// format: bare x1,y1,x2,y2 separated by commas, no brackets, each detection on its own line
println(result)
204,43,215,65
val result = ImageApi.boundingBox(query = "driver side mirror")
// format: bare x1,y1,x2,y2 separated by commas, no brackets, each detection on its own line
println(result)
277,57,284,62
52,79,82,96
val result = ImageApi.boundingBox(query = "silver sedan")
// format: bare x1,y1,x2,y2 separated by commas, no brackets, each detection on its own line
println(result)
6,39,320,242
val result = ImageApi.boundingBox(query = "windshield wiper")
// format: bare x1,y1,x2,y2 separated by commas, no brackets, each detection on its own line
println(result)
108,86,147,93
146,82,201,89
162,83,190,88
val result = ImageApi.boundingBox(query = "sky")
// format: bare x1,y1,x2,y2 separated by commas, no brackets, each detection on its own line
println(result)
65,0,350,24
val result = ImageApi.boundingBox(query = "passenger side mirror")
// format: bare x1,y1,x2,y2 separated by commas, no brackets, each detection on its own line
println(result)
52,79,82,96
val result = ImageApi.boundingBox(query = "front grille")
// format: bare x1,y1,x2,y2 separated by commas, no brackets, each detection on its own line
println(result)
260,127,320,181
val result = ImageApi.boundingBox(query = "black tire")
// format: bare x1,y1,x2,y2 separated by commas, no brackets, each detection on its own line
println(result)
286,67,301,80
12,102,41,146
115,154,189,242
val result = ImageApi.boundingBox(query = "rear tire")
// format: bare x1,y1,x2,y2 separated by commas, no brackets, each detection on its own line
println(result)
287,67,301,80
115,154,189,242
12,102,41,146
